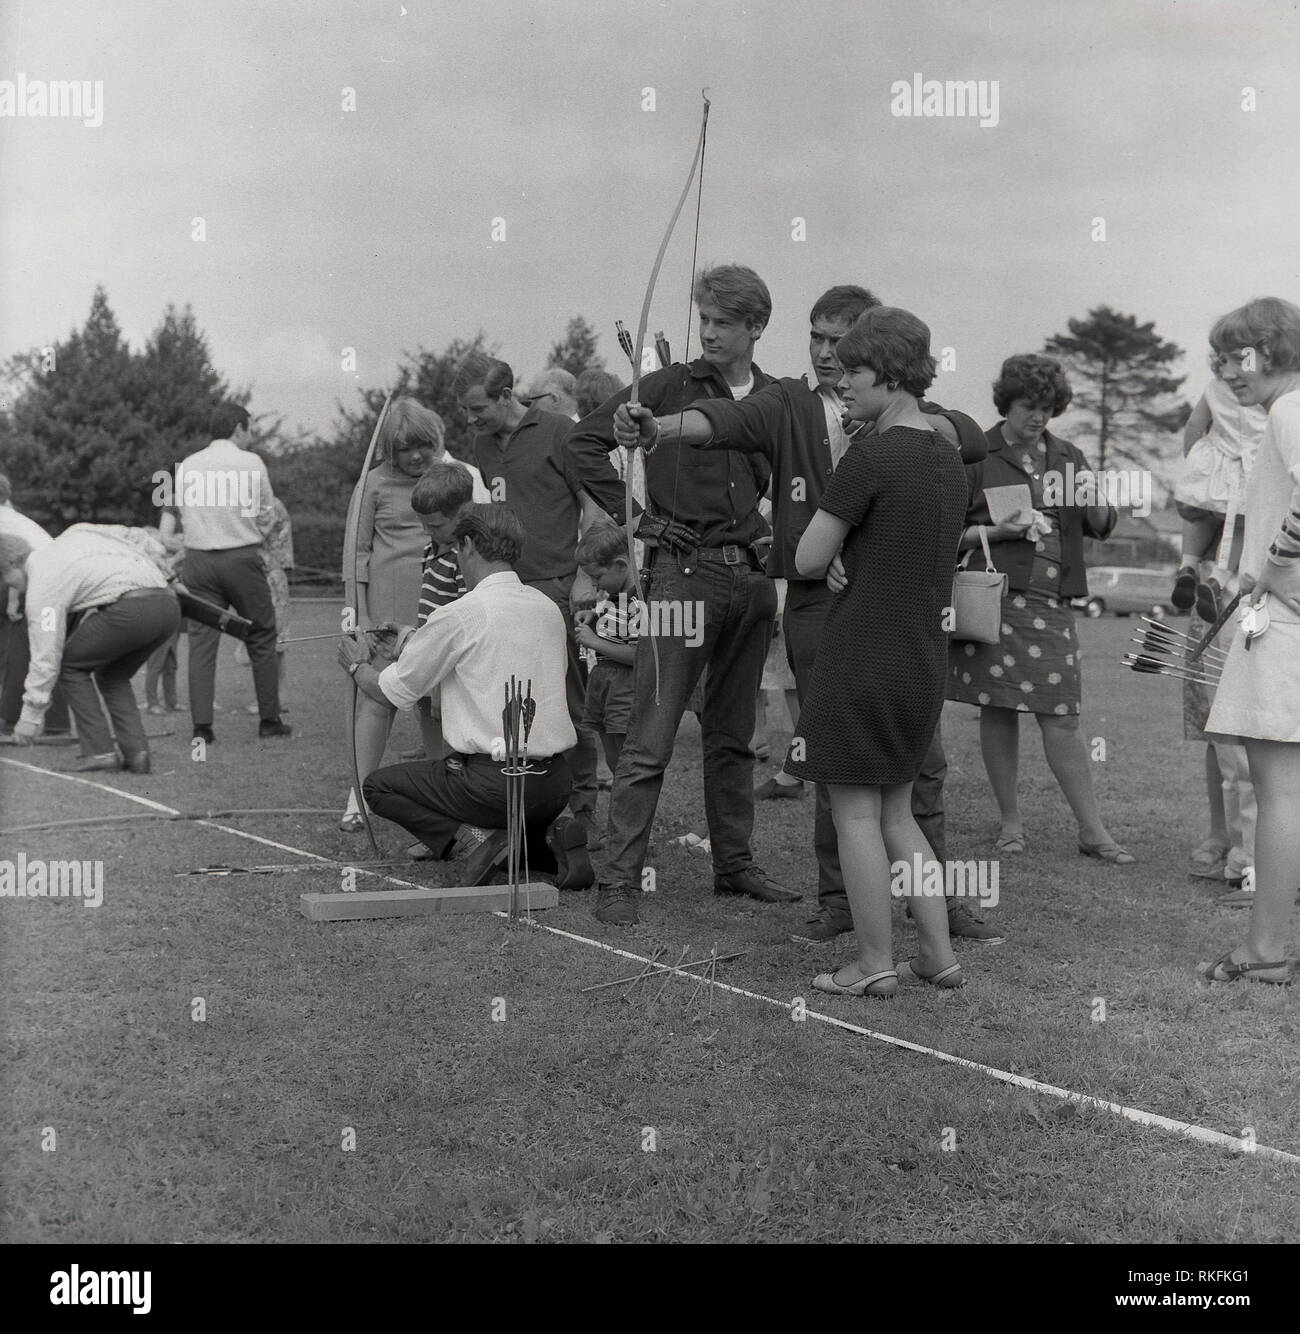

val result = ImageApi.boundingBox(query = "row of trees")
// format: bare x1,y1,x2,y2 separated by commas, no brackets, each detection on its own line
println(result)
0,291,1190,575
0,292,610,574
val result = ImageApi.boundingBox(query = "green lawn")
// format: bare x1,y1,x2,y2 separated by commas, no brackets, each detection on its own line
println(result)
2,602,1296,1243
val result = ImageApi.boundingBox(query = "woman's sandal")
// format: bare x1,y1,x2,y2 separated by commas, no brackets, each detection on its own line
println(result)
1078,840,1135,865
1196,951,1294,986
995,827,1027,854
896,960,966,989
812,968,899,998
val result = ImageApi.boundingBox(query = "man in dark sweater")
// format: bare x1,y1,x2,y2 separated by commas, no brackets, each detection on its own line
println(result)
612,286,1003,945
566,264,798,926
455,355,599,839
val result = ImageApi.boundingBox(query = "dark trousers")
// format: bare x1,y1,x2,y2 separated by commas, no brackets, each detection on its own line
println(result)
603,551,776,887
145,625,182,708
783,580,949,924
529,573,597,818
2,616,71,731
60,589,181,757
364,752,572,869
182,546,280,726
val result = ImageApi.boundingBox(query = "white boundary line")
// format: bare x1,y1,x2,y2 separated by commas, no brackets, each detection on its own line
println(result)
6,754,1298,1168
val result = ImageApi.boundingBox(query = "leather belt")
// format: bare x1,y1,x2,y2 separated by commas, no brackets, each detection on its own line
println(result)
691,544,762,569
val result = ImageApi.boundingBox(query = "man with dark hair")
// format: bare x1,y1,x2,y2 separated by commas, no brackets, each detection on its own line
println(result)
344,504,592,889
456,354,603,846
566,262,797,926
177,403,288,742
613,286,1002,945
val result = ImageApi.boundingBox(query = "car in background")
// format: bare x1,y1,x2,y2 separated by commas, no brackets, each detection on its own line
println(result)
1074,566,1181,618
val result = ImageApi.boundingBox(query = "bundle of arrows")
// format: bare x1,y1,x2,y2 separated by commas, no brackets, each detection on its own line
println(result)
500,676,537,920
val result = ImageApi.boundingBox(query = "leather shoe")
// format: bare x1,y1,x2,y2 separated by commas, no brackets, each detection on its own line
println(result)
546,816,594,890
463,829,510,885
121,748,151,775
73,751,122,772
714,866,801,903
259,719,292,739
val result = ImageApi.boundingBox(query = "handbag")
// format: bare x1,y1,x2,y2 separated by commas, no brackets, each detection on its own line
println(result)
950,526,1007,645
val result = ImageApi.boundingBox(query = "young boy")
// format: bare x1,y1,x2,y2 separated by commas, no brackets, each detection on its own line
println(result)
573,526,639,779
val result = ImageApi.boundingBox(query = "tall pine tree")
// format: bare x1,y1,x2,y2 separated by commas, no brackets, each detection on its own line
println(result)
1043,307,1189,477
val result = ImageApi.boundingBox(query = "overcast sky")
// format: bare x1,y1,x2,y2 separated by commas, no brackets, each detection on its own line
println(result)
2,0,1298,448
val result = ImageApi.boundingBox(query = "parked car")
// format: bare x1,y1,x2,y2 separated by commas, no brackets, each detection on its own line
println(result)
1073,566,1181,618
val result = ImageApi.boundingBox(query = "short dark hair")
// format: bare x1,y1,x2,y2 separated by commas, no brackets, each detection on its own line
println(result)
453,354,514,400
810,285,881,327
575,525,629,569
992,354,1073,417
1210,297,1300,373
211,402,251,440
453,503,525,565
575,368,624,418
835,306,936,398
692,264,772,331
411,460,474,516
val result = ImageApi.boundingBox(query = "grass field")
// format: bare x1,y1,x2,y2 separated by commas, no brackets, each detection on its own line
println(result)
2,602,1297,1244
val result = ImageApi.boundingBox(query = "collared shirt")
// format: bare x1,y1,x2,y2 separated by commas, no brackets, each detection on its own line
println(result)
812,372,854,470
565,358,773,549
377,570,576,756
417,544,466,625
176,439,275,550
472,408,582,583
21,525,170,719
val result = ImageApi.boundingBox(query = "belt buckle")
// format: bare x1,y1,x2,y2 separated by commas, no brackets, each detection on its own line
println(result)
721,544,742,566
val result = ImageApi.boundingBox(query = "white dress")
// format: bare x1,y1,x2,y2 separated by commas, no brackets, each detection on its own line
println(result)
1206,389,1300,743
1175,376,1267,514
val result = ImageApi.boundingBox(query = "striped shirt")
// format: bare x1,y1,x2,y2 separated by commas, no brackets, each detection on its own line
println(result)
417,546,466,625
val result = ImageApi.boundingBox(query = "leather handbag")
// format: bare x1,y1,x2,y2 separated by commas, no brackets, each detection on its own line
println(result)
951,526,1007,645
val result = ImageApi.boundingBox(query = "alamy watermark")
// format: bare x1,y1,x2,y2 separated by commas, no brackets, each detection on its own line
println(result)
890,74,999,128
1,855,103,908
1041,464,1151,518
890,854,999,909
608,594,704,648
0,74,103,128
151,464,263,517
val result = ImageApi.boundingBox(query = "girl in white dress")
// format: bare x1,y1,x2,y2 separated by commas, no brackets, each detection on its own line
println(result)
1171,361,1267,617
1201,297,1300,985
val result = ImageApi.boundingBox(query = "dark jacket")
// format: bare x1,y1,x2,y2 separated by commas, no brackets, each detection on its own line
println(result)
565,358,774,549
963,423,1116,598
691,375,988,581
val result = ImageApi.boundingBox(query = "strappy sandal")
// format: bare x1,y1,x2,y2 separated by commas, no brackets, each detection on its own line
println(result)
1196,951,1293,986
812,968,898,998
1078,840,1135,865
896,960,966,989
995,827,1027,854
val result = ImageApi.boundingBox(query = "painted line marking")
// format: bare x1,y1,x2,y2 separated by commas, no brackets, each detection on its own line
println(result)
5,754,1297,1167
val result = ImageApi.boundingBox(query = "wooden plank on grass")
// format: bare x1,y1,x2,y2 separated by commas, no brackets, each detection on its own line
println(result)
299,883,559,921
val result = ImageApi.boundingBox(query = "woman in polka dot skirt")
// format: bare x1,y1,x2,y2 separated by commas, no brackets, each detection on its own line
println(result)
947,354,1133,864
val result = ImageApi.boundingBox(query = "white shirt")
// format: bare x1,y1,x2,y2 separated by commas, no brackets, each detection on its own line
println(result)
176,439,275,550
0,503,53,549
20,525,171,722
809,371,854,469
378,570,576,756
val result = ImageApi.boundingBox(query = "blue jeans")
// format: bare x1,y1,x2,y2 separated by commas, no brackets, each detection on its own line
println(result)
603,552,776,887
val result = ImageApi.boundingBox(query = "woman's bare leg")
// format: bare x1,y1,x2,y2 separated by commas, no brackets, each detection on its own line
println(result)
979,706,1023,835
826,783,893,978
880,782,957,976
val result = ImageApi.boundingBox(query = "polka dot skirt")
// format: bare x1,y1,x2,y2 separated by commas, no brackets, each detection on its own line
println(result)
947,588,1082,715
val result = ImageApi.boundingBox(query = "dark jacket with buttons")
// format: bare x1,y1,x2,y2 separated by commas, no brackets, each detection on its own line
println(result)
690,375,988,582
962,423,1117,598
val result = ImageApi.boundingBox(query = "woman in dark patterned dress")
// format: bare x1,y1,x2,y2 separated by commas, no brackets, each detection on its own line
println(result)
946,355,1130,861
786,308,968,997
